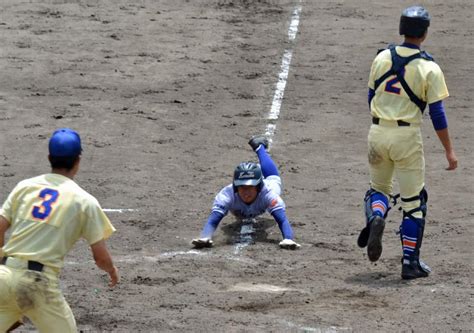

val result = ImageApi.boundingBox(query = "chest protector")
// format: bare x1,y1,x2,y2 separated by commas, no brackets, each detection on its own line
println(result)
374,45,434,113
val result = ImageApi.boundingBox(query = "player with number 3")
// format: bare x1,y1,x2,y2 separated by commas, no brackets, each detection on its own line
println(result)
0,128,119,332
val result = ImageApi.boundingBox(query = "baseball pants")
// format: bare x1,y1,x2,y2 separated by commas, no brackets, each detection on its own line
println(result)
0,257,76,333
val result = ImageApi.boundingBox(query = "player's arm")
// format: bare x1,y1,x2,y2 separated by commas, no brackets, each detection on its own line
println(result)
192,188,231,248
90,239,119,287
429,100,458,170
0,215,10,255
271,209,301,250
192,211,224,248
201,210,225,239
271,209,294,240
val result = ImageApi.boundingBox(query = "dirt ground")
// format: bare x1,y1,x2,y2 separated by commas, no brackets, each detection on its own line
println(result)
0,0,472,332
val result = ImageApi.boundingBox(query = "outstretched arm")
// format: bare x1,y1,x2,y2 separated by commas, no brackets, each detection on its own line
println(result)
271,209,294,240
200,211,225,239
192,211,225,248
271,209,300,250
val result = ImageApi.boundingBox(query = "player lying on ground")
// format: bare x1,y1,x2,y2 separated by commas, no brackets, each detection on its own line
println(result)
192,136,300,250
0,128,119,332
358,6,458,280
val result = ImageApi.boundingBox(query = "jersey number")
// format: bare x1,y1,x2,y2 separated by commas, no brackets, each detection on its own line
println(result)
384,69,405,95
32,188,59,220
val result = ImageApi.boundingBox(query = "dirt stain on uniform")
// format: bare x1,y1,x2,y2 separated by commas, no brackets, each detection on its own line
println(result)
368,145,383,165
16,271,50,310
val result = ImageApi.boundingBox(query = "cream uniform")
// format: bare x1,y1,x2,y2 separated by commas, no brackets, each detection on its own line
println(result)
367,44,449,217
369,45,449,124
0,173,114,332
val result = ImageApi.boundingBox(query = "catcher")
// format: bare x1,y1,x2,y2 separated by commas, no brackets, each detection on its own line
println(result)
192,136,300,250
358,6,458,279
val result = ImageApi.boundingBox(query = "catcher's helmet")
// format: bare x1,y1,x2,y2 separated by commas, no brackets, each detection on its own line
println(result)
399,6,430,38
233,162,263,190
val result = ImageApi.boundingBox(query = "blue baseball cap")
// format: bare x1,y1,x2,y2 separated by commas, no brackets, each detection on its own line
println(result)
48,128,82,157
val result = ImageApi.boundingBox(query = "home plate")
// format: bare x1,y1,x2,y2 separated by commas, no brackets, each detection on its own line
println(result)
228,283,303,293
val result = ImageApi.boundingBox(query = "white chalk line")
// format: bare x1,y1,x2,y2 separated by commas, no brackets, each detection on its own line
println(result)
266,4,302,134
65,250,258,266
236,3,302,254
227,282,305,293
103,208,137,213
282,320,352,333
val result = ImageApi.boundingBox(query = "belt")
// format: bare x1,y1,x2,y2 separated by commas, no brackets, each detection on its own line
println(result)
1,257,45,272
372,117,410,127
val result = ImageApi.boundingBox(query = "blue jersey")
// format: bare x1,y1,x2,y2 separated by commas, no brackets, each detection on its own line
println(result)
211,176,285,219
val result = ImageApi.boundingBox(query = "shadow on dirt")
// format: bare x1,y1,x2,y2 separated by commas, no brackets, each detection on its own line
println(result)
220,217,279,245
345,270,430,288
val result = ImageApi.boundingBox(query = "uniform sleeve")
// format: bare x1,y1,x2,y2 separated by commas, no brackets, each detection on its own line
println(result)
368,58,377,90
271,209,294,240
211,186,233,216
82,199,116,245
0,194,13,223
200,210,225,238
265,192,285,215
426,64,449,104
0,182,23,224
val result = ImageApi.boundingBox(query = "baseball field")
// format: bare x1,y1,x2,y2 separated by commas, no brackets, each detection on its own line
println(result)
0,0,472,331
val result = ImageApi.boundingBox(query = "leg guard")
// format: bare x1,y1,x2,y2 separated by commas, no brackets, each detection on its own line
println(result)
400,187,428,258
400,188,431,279
357,189,389,248
400,217,425,260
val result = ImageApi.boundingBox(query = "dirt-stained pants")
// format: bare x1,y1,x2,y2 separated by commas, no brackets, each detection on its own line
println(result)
368,122,425,219
0,257,76,333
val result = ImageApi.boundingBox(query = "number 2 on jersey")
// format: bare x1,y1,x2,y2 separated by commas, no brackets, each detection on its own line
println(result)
384,69,405,95
32,188,59,220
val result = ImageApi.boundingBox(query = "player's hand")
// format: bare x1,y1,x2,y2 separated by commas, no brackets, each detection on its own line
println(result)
108,266,119,287
279,239,301,250
191,238,214,249
445,149,458,170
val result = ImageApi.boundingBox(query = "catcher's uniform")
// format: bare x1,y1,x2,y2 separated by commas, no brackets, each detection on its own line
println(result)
368,44,448,217
0,173,114,332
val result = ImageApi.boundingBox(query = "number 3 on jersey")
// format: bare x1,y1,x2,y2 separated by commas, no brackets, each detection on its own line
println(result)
32,188,59,220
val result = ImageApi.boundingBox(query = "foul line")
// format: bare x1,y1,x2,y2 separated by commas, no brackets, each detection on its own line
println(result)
265,4,302,147
235,3,302,255
103,209,137,213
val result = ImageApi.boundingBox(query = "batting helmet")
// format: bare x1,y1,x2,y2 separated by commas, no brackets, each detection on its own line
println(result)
399,6,430,38
233,162,263,190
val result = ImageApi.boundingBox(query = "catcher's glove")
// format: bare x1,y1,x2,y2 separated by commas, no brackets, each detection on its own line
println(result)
191,238,214,249
279,239,301,250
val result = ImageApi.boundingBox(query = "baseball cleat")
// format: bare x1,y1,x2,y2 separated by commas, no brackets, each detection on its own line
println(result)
248,135,269,152
357,225,370,248
191,238,214,249
401,258,431,280
367,216,385,262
